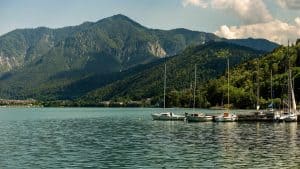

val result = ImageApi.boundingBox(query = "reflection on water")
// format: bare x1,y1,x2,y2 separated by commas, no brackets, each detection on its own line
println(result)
0,108,299,168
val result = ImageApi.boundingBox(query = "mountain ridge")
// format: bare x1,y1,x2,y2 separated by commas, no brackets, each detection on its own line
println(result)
0,14,279,101
78,41,266,106
0,14,279,73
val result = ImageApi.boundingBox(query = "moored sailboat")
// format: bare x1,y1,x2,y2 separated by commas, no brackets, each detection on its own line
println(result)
253,68,278,121
151,112,186,121
186,64,213,122
151,63,185,121
275,42,298,122
276,70,298,122
186,113,213,122
214,52,237,122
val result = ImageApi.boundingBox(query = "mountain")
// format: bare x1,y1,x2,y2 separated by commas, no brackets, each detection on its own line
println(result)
0,14,279,101
0,25,91,72
225,38,279,52
0,14,221,99
0,14,219,74
79,42,265,106
80,41,299,108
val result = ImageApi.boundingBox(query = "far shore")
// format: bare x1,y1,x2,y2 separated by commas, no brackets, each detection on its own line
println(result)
0,98,299,110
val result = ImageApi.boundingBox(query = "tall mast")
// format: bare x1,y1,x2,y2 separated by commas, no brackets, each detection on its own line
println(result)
227,57,230,110
164,63,166,110
271,69,273,108
289,69,297,112
257,61,260,110
193,64,197,112
287,41,292,112
287,41,297,112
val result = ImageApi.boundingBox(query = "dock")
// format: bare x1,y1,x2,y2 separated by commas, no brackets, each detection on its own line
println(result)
234,111,300,122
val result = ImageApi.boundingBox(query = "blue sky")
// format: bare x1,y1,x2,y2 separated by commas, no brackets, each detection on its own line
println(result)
0,0,300,44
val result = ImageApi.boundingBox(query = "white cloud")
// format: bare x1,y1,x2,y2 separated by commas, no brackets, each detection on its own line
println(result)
211,0,273,24
182,0,208,8
182,0,273,24
215,18,300,45
181,0,300,44
277,0,300,9
295,17,300,26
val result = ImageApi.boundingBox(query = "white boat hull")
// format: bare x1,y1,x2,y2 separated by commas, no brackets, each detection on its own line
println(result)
186,113,213,122
214,113,237,122
151,112,185,121
277,113,297,122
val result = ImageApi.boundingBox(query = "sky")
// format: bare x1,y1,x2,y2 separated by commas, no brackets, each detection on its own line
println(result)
0,0,300,44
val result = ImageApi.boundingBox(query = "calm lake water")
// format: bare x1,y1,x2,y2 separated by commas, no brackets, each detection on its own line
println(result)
0,107,299,168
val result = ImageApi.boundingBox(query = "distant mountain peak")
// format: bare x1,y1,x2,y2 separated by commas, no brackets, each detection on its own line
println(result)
110,14,131,20
224,38,279,52
95,14,145,29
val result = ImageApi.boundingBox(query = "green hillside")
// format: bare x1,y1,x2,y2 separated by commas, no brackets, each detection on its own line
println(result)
205,40,300,109
80,41,300,109
0,14,220,73
79,42,265,106
0,14,279,102
0,14,220,99
224,38,279,52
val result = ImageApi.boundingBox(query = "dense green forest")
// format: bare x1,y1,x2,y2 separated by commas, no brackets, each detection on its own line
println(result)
205,40,300,109
76,42,265,107
0,14,221,100
0,14,281,106
73,40,300,109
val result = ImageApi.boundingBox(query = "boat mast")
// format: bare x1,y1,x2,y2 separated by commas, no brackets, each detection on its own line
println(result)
227,57,230,110
257,61,260,110
164,63,166,111
289,69,297,112
287,41,292,113
193,64,197,112
287,41,297,113
271,69,273,108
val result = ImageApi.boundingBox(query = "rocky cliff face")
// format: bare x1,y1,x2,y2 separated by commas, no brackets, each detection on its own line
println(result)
0,28,56,72
148,41,166,58
0,55,19,71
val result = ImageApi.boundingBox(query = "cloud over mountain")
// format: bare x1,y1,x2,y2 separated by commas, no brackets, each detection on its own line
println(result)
182,0,300,44
182,0,273,24
277,0,300,9
182,0,208,8
215,19,300,45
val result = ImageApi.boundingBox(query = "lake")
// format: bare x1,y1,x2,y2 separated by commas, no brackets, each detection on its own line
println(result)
0,107,299,168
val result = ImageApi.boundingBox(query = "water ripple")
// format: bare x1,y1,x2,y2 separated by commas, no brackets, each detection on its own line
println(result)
0,108,299,168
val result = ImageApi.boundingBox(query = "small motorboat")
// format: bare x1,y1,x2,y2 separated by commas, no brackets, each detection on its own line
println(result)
151,112,185,121
186,113,213,122
214,112,237,122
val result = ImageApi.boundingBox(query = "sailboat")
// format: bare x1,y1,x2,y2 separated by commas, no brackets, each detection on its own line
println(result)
266,70,280,120
214,56,237,122
277,70,298,122
252,64,276,121
186,65,213,122
252,62,267,119
276,42,298,122
254,69,279,121
151,63,185,121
